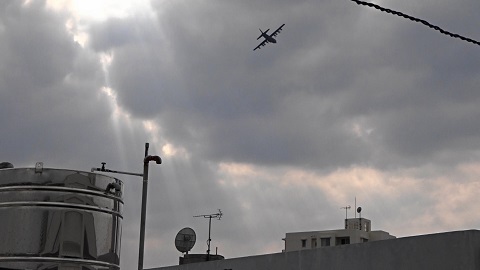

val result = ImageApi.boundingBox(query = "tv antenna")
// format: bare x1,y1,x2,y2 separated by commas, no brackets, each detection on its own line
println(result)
175,227,196,254
341,205,351,219
194,209,223,259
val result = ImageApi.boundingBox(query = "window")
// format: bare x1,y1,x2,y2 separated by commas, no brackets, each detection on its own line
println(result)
361,237,369,243
311,238,317,248
336,237,350,245
320,237,330,247
301,239,307,248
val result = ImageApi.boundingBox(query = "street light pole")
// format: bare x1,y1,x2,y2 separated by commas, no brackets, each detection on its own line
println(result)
138,143,149,270
138,143,161,270
91,143,161,270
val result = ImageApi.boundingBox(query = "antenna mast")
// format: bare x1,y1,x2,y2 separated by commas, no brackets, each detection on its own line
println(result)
341,205,351,220
194,209,223,260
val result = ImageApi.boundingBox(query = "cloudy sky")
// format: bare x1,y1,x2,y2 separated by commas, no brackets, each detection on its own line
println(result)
2,0,480,268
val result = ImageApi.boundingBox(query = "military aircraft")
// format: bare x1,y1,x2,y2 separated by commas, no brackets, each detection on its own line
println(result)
253,24,285,51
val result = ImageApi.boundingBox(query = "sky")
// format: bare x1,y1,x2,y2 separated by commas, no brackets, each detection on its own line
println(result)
1,0,480,268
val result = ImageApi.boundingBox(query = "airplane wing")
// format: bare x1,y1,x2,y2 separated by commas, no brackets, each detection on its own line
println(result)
270,24,285,38
253,39,268,51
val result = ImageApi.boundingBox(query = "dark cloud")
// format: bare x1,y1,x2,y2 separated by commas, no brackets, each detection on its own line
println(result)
94,0,480,172
88,1,376,170
0,1,111,168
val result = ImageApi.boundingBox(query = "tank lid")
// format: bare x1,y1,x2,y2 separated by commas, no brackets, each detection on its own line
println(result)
0,162,13,169
0,167,123,197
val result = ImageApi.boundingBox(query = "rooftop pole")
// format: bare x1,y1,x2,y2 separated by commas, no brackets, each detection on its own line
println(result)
138,142,149,270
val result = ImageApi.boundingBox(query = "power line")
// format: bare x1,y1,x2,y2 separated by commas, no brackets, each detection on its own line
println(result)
349,0,480,47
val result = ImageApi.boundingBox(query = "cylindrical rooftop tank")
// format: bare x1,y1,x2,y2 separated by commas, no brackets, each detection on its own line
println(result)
0,165,123,270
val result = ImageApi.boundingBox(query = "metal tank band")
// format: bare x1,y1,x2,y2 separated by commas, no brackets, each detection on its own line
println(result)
0,167,124,270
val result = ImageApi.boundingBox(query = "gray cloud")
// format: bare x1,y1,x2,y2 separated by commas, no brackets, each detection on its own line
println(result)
3,0,480,269
0,1,113,167
94,0,480,172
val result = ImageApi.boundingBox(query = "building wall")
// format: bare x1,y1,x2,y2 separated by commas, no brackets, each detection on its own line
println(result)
148,230,480,270
284,229,372,251
283,218,395,252
345,218,371,231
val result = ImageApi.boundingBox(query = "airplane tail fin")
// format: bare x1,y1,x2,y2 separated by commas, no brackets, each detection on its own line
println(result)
257,29,263,40
257,28,270,40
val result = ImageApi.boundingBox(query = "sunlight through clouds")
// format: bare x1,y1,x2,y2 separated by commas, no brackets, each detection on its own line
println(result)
162,143,190,159
46,0,155,51
46,0,152,21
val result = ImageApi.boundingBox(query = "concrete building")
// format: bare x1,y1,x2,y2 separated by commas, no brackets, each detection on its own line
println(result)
283,217,396,252
149,230,480,270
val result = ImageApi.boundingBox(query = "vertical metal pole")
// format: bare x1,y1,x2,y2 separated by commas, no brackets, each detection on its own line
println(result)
138,143,149,270
359,211,362,231
207,216,212,260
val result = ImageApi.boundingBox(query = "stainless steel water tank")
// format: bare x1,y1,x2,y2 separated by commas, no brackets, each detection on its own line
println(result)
0,166,123,270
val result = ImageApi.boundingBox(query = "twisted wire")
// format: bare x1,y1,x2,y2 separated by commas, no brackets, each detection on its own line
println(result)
350,0,480,47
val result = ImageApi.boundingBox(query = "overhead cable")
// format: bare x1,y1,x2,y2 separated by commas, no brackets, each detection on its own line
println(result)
350,0,480,47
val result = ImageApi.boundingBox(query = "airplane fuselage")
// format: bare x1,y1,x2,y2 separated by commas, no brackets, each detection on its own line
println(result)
262,33,277,43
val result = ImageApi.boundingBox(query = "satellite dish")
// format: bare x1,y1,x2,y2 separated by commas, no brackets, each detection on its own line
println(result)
357,207,362,213
175,227,196,253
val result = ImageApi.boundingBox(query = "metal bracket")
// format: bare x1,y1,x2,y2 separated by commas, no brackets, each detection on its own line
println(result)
35,162,43,173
